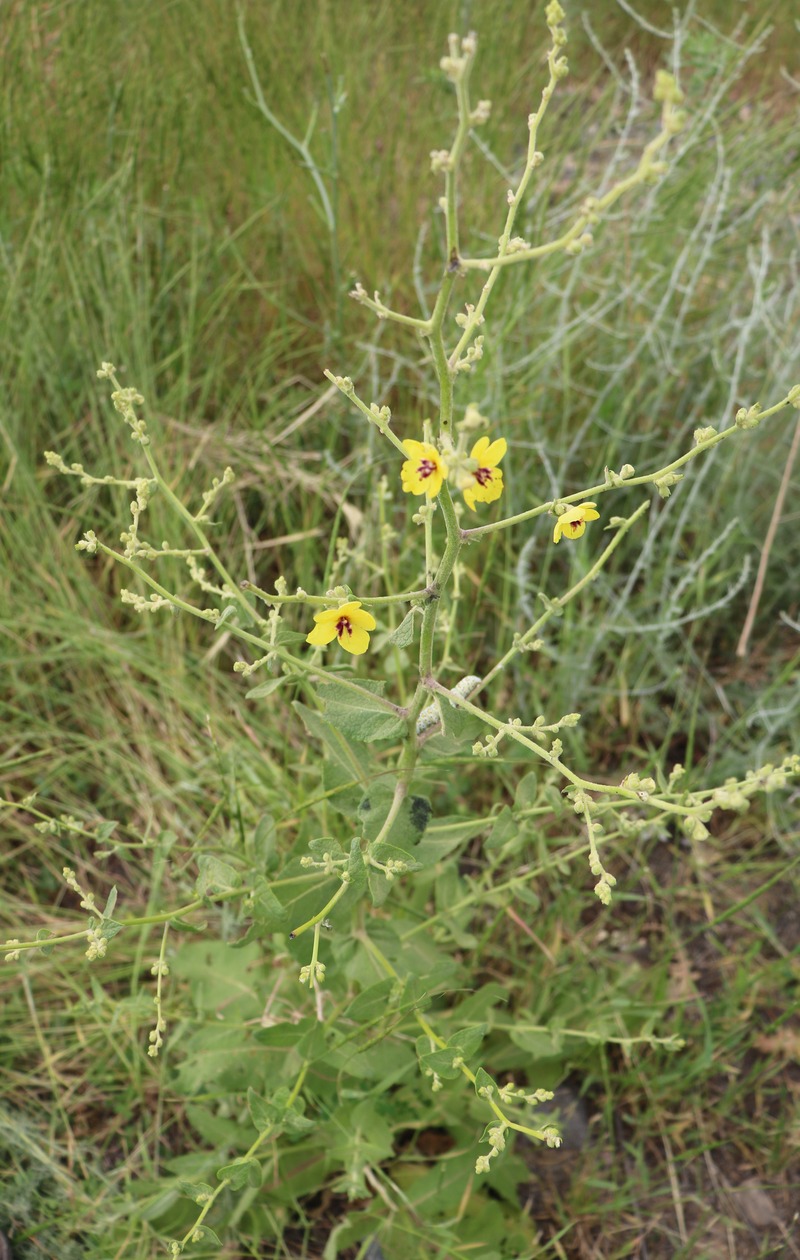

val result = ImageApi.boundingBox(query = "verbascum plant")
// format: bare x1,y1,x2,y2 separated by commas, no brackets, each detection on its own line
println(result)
8,4,799,1253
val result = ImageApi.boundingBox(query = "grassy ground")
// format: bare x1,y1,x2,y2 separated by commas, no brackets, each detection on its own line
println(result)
1,1,798,1257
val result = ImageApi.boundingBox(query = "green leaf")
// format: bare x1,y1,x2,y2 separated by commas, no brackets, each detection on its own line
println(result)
176,1179,215,1204
192,1226,222,1246
296,1020,329,1063
347,834,367,892
172,1022,266,1094
439,698,478,742
246,675,286,700
452,981,508,1024
102,885,118,919
217,1157,263,1189
184,1103,242,1147
508,1026,562,1057
194,854,241,897
293,701,371,787
474,1066,498,1098
358,781,431,847
100,917,123,941
485,805,517,851
448,1023,487,1060
247,1087,279,1132
319,677,405,743
343,977,397,1022
250,876,288,929
215,603,239,631
308,836,345,859
418,1048,463,1080
272,623,309,647
170,916,207,933
369,841,422,870
253,813,279,870
413,814,487,865
35,928,55,956
321,758,363,816
367,841,423,906
282,1107,315,1135
515,771,540,810
386,608,418,647
253,1017,316,1048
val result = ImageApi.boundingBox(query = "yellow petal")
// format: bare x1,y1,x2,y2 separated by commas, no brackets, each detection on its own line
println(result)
482,437,507,467
306,621,338,646
463,484,478,511
311,606,340,626
479,469,504,503
470,435,491,464
401,439,428,459
470,435,507,468
339,624,371,655
400,442,445,497
350,605,377,631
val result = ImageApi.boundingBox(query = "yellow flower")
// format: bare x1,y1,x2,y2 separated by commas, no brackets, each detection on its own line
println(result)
462,435,507,511
553,502,600,543
400,440,448,498
306,600,376,655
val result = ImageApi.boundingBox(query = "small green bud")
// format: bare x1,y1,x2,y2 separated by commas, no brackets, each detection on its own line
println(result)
546,1,565,26
644,160,669,183
654,472,683,498
694,426,717,445
735,402,762,429
682,816,709,842
665,108,687,135
653,70,684,105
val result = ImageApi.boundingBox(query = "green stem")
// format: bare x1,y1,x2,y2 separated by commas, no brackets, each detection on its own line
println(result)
463,393,793,541
418,485,462,680
180,1060,309,1250
479,500,649,691
360,933,554,1144
448,38,561,370
93,541,405,709
427,276,459,439
443,62,474,259
140,445,258,627
242,580,429,608
324,370,409,455
459,121,675,275
288,877,349,940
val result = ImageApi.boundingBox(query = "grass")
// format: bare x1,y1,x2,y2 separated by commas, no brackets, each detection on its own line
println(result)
1,1,799,1257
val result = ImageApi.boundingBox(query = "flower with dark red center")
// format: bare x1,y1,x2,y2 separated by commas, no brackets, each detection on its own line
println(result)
400,439,448,498
462,435,507,511
306,600,377,655
552,502,600,543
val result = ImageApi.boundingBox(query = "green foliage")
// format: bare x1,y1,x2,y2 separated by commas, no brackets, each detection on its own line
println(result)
1,2,798,1259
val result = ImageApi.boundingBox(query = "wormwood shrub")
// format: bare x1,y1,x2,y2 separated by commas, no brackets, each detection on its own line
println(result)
6,6,799,1257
